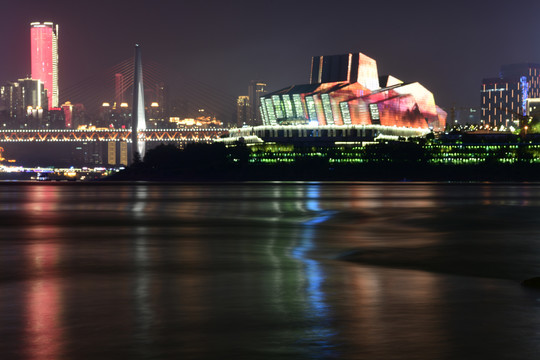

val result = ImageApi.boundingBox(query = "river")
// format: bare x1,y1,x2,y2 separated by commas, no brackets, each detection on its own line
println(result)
0,182,539,359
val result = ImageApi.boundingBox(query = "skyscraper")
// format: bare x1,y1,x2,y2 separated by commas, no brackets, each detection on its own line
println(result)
30,22,59,109
236,95,250,127
248,80,267,126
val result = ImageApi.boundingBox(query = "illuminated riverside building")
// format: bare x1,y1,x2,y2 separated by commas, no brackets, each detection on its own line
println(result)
481,63,540,127
259,53,445,130
30,22,59,109
222,53,446,145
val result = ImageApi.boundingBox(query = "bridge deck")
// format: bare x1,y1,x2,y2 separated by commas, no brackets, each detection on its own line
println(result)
0,128,229,142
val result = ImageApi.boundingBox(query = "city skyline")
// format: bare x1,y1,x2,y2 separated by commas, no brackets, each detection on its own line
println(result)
2,0,540,111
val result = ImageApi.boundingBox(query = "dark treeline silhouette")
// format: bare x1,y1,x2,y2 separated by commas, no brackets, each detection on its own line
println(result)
111,143,250,181
108,141,540,181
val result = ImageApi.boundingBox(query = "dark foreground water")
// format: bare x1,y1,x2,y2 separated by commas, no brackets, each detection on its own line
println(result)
1,182,540,359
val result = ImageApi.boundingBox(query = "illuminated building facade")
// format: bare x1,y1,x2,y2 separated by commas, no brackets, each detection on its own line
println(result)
260,53,446,131
481,63,540,127
168,116,223,128
30,22,59,109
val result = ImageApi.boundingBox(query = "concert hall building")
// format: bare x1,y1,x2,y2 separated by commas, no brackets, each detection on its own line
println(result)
223,53,446,145
263,53,445,129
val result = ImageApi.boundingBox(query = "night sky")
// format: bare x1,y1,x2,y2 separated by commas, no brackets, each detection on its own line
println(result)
2,0,540,114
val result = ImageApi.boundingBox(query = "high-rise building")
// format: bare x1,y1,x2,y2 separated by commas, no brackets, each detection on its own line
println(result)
236,96,250,127
481,63,540,127
30,22,59,109
0,78,47,127
248,80,267,126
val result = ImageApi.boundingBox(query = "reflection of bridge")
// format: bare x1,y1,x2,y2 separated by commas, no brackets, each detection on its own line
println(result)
0,128,229,143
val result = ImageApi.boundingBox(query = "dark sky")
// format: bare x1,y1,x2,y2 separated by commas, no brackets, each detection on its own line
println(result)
2,0,540,113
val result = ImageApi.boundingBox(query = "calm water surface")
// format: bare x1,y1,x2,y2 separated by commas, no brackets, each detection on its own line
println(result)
1,182,540,359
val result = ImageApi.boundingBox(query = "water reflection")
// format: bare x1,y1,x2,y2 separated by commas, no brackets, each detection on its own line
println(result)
132,186,148,216
290,184,337,358
291,224,336,358
1,183,540,359
25,225,63,360
132,226,154,357
342,266,451,358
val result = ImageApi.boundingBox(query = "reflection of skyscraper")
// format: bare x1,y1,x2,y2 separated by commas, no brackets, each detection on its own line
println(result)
30,22,59,109
248,80,267,126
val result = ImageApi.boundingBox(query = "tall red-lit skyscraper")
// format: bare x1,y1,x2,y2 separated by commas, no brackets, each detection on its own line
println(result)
30,22,58,109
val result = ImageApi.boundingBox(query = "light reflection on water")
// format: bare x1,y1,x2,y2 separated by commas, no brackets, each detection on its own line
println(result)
1,183,540,359
25,226,63,360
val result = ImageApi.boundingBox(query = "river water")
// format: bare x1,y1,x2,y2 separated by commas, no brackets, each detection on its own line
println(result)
1,182,540,359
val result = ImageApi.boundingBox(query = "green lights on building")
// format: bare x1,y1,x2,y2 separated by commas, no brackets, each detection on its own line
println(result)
246,142,540,165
